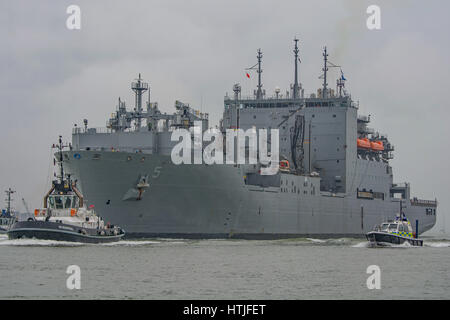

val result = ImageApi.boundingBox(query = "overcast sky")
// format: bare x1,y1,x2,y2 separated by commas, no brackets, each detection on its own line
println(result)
1,0,449,233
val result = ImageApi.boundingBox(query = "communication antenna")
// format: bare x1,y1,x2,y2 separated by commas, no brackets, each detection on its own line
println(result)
233,83,241,128
256,49,263,99
322,46,328,98
336,69,346,97
293,38,300,99
318,47,342,98
246,49,263,99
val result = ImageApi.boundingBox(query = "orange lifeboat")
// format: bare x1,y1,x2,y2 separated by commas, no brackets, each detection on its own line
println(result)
370,141,384,151
357,138,371,149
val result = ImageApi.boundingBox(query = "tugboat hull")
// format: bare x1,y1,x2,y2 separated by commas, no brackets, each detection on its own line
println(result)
366,231,423,247
7,221,124,244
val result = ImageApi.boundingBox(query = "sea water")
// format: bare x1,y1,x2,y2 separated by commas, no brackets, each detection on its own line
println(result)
0,234,449,299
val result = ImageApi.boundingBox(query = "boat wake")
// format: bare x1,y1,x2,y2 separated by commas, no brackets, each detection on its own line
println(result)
279,237,361,246
0,238,85,247
351,241,371,248
352,240,450,249
0,236,180,247
305,238,359,246
423,241,450,248
101,240,161,246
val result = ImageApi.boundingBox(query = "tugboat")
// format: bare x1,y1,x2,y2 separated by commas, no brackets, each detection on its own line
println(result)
7,136,125,243
366,212,423,247
0,189,17,234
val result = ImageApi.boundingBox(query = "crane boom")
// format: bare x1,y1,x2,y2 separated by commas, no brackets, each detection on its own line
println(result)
22,198,31,214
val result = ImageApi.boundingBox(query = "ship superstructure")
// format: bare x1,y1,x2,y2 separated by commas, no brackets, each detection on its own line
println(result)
62,40,437,238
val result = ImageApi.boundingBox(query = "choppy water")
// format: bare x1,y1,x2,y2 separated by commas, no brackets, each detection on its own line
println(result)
0,233,449,299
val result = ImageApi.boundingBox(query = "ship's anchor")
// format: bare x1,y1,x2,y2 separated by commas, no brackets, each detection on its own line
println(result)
122,174,149,201
136,175,149,201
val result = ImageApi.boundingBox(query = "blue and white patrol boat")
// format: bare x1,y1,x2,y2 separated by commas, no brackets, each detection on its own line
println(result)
366,213,423,246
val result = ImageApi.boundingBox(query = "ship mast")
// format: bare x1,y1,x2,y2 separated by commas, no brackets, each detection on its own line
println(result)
322,46,328,98
256,49,263,100
293,38,300,99
57,135,65,183
5,188,15,216
131,73,149,130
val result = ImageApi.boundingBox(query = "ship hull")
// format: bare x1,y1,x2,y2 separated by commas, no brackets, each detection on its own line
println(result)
62,151,437,239
366,231,423,246
7,221,124,243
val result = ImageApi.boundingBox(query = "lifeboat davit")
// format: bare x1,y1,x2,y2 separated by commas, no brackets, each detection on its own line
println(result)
370,141,384,151
357,138,371,149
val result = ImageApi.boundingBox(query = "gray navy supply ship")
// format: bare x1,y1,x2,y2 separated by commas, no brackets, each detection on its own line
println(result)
8,137,125,243
62,40,437,239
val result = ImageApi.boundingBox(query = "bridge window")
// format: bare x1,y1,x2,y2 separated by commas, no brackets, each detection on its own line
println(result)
65,196,72,209
55,196,63,209
388,224,398,231
48,196,55,209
